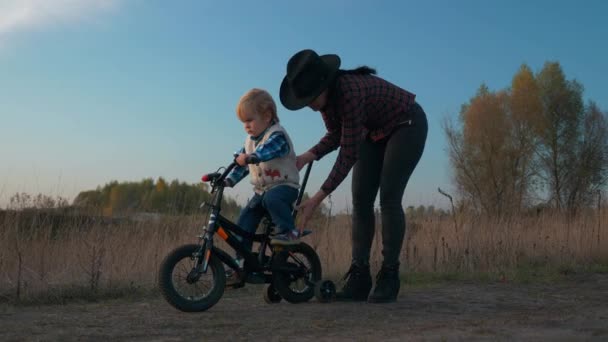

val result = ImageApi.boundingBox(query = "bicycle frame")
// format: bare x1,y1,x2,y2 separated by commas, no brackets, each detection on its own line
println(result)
194,160,314,278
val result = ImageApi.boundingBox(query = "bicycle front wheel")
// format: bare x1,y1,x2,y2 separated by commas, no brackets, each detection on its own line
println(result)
158,244,226,312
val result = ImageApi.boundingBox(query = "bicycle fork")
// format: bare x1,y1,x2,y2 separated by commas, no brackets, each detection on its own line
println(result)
187,212,219,282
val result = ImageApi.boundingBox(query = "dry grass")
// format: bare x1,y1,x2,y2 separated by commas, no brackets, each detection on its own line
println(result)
1,207,606,303
0,212,198,303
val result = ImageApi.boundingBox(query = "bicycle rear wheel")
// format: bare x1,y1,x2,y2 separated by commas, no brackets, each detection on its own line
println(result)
158,244,226,312
271,243,321,303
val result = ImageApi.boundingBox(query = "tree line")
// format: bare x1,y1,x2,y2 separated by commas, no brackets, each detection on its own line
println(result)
72,177,241,217
444,61,608,216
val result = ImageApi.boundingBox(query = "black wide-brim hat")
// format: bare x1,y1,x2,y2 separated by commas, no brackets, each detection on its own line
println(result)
280,49,341,110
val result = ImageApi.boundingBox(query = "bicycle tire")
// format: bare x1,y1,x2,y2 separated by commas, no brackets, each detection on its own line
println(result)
271,242,321,303
158,244,226,312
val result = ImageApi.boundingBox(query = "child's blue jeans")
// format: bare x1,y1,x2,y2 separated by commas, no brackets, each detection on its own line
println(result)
236,184,298,251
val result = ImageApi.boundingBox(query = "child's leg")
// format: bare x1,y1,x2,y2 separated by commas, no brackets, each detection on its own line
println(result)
236,193,266,251
227,193,266,286
261,185,298,233
263,185,299,245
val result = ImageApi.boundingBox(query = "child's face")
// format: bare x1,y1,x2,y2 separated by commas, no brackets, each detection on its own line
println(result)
241,111,272,137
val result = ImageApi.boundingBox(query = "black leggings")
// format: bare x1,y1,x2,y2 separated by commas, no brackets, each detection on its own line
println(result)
351,102,428,267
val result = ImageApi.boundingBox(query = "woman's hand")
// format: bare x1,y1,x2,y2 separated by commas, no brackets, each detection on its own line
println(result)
296,190,327,230
296,198,317,231
296,152,317,171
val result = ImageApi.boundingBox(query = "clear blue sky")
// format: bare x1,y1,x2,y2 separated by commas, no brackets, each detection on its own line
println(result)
1,0,607,212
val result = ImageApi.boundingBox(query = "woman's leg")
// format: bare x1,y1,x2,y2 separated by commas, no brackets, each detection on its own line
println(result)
368,103,428,303
335,137,382,300
378,103,428,267
351,137,384,265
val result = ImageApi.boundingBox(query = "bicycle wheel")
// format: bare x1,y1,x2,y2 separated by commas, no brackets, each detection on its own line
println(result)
263,284,282,304
271,243,321,303
158,244,226,312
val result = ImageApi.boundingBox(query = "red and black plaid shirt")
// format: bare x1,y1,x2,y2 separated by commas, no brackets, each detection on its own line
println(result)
309,73,416,194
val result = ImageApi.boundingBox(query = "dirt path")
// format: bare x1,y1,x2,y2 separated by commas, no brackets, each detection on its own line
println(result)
2,274,607,341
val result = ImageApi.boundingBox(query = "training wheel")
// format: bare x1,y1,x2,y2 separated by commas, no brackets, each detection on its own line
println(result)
314,280,336,303
263,284,282,304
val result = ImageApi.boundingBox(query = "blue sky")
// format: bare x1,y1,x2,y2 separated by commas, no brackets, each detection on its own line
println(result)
1,0,607,212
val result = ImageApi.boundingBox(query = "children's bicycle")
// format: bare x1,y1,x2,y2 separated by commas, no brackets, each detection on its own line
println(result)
157,158,323,312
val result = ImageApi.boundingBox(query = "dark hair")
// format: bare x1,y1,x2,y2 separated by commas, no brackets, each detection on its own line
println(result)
336,65,377,76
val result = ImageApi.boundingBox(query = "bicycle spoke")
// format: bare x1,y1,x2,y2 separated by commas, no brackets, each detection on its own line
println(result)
171,257,215,300
285,251,313,294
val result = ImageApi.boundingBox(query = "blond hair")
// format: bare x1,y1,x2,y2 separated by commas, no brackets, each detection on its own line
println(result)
236,88,279,123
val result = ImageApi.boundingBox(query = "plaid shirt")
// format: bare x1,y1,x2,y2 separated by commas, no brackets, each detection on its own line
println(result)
310,73,416,194
226,131,290,186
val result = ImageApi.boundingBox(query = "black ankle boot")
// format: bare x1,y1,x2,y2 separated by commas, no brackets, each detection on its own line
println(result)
335,263,372,301
368,265,400,303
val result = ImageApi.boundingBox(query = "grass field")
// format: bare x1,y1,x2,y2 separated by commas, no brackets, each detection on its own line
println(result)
1,207,606,304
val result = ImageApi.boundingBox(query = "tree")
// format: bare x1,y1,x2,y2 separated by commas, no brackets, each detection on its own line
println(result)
148,177,168,211
405,206,416,219
536,62,584,211
73,190,102,208
445,61,607,216
564,102,608,211
73,177,237,216
445,85,523,216
415,205,427,218
509,64,544,208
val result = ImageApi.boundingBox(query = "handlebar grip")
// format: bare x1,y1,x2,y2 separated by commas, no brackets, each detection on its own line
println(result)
245,154,260,164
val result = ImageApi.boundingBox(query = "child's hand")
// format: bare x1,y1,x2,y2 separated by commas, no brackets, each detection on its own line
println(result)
235,153,248,166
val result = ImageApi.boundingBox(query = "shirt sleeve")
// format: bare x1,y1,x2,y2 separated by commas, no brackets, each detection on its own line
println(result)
251,132,290,161
309,111,341,159
226,147,248,186
320,96,367,194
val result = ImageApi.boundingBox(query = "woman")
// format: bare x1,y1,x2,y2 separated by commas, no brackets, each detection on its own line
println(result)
280,49,428,303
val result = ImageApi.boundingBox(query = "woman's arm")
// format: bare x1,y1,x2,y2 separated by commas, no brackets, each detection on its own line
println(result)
308,111,341,160
319,96,366,194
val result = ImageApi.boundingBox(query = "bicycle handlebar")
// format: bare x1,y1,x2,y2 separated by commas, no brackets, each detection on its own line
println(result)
244,154,260,164
203,158,312,201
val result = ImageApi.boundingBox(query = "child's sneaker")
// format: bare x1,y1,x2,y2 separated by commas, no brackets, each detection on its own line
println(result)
271,229,300,246
225,269,244,288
